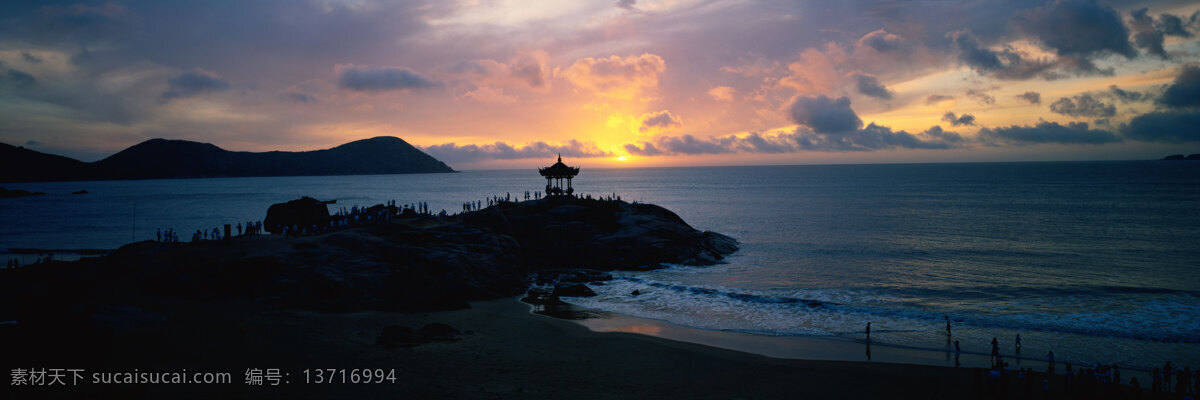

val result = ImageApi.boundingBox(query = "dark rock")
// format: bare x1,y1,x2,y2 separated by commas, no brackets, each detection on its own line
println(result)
631,290,641,296
521,287,561,305
264,197,330,233
0,187,46,198
376,325,424,348
71,189,88,195
552,282,597,297
1163,154,1186,160
416,323,460,341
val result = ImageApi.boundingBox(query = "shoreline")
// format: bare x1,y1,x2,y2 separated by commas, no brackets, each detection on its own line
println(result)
548,299,1161,387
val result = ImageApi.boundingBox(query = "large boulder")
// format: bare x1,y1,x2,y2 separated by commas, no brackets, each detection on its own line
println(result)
264,197,330,233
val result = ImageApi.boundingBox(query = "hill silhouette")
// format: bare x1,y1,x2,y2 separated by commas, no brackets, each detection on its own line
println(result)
1,136,454,182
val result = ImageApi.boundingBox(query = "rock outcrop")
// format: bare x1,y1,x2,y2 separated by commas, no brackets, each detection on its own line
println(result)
1,196,738,317
264,197,331,233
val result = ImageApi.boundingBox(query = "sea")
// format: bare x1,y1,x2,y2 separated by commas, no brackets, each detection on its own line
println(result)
2,161,1198,373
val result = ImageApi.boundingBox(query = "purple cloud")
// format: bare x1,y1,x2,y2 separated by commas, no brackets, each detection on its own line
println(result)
1015,91,1041,105
640,110,682,132
979,121,1120,145
160,68,230,102
851,72,893,100
941,112,976,127
335,64,439,92
424,140,611,163
789,95,862,133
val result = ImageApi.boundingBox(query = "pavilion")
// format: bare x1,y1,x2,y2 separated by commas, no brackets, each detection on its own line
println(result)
538,155,579,196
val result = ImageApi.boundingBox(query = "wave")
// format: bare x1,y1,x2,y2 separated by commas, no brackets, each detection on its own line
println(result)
580,276,1200,344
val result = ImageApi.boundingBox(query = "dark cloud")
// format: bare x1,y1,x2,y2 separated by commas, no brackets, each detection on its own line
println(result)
851,72,893,100
281,92,318,104
941,111,976,127
926,94,954,105
1015,91,1041,104
1130,8,1168,59
1011,0,1136,69
1158,64,1200,108
624,142,662,156
1121,110,1200,143
423,140,611,163
24,140,41,146
643,134,734,155
1049,94,1116,118
1157,13,1191,38
1107,85,1148,103
979,121,1120,145
639,110,682,132
966,89,995,106
160,68,230,102
4,3,130,47
857,29,903,52
335,64,439,92
793,124,965,151
21,52,41,64
616,0,637,11
1,68,36,89
789,95,862,133
949,30,1057,80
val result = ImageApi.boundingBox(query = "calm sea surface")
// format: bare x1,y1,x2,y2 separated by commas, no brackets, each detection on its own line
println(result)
2,161,1198,371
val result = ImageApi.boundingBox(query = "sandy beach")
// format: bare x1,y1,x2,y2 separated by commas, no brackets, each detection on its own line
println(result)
9,297,995,399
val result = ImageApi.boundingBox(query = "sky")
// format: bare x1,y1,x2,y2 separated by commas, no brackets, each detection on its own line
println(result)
1,0,1199,170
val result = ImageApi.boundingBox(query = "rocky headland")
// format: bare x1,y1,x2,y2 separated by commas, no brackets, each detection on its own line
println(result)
1,196,737,365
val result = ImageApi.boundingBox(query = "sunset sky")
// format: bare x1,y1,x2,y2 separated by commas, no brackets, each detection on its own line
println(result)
2,0,1199,169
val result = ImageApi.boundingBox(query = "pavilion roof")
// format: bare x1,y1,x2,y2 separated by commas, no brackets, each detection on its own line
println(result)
538,155,579,178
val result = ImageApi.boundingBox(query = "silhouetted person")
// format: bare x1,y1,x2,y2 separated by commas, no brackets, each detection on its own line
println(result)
990,337,1000,365
1014,333,1021,353
1178,367,1189,394
1047,350,1055,374
865,322,871,340
945,315,951,336
954,340,961,367
1166,361,1174,390
1153,367,1162,393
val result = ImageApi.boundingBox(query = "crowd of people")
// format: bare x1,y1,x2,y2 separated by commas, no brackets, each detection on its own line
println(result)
866,317,1198,398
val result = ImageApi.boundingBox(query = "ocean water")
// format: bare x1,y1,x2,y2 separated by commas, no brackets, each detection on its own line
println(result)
2,161,1198,372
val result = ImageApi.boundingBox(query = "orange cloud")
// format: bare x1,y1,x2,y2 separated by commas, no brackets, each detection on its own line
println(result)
778,46,842,95
707,86,735,101
556,53,666,99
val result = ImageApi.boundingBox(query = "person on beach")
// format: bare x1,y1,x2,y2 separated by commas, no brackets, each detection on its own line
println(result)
1047,350,1055,374
1153,367,1162,392
1166,361,1174,390
954,340,961,367
1178,367,1190,394
990,337,1000,365
945,315,951,336
1014,334,1021,353
865,322,871,340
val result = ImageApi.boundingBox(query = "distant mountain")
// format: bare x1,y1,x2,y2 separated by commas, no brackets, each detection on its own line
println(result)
1,136,454,182
1161,154,1200,161
0,142,92,182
